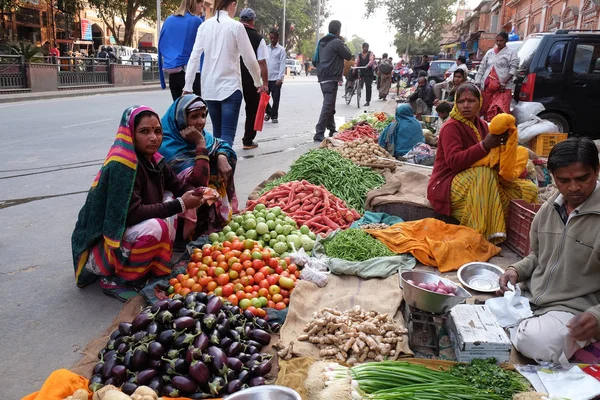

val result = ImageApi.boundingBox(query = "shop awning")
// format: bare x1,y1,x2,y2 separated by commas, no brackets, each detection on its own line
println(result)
74,40,94,45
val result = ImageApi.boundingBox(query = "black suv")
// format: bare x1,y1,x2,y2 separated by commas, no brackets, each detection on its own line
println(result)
514,30,600,137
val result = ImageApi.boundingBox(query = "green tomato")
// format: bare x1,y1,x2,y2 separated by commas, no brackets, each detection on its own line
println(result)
239,298,251,310
245,229,258,240
269,239,278,248
266,220,276,230
256,222,269,235
265,212,276,221
308,232,317,240
244,211,255,219
270,231,278,240
225,231,237,240
222,225,232,234
276,235,287,243
256,217,266,224
300,225,310,235
233,215,243,224
282,225,293,236
251,298,263,308
208,233,219,242
236,227,246,236
238,235,246,241
271,206,282,216
229,222,240,231
258,240,265,247
243,219,257,230
259,296,268,307
275,224,284,234
262,234,272,242
254,204,266,212
273,242,288,254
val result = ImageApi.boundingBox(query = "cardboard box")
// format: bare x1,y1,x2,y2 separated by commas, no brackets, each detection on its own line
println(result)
447,305,511,354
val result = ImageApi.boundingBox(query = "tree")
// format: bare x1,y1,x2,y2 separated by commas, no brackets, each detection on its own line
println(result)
346,35,366,56
365,0,455,57
88,0,179,46
393,33,441,57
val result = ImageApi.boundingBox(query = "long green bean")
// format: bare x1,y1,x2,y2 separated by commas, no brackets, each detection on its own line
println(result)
261,149,385,213
323,229,395,261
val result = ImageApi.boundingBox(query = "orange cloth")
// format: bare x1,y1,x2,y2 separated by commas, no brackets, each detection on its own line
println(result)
473,113,529,182
366,218,501,272
21,369,220,400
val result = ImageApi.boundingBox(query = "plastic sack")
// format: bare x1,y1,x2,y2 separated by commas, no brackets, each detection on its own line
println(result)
300,266,329,287
290,247,311,267
254,92,271,132
513,101,545,125
485,283,533,327
518,117,559,144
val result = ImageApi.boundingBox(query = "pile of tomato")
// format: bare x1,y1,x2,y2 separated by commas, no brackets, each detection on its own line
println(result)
167,238,299,318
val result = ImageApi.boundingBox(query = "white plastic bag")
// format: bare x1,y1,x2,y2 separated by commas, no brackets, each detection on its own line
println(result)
300,266,329,287
485,283,533,327
290,247,311,267
518,117,559,144
513,101,545,125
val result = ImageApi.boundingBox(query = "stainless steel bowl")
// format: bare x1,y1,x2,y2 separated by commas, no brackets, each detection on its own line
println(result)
421,115,438,124
225,386,301,400
457,262,504,293
401,271,471,314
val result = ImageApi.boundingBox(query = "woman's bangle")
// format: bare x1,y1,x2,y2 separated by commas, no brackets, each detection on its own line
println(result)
177,197,186,213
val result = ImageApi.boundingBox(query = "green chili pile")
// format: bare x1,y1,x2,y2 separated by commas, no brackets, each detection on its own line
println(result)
261,149,385,213
323,229,395,261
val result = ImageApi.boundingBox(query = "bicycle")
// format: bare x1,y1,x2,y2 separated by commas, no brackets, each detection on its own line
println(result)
344,66,368,108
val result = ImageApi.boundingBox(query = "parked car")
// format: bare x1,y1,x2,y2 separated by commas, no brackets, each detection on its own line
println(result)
427,60,455,84
130,52,158,71
513,30,600,137
286,59,302,75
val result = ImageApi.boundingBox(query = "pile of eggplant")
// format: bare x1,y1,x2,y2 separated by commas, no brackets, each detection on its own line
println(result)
90,293,280,398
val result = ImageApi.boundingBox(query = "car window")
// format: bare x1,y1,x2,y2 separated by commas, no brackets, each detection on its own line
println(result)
573,43,600,74
545,41,567,73
517,36,542,70
436,62,454,70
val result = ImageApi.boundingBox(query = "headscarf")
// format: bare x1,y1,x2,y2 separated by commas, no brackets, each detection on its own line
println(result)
449,85,484,141
160,94,237,175
72,105,159,287
378,104,424,157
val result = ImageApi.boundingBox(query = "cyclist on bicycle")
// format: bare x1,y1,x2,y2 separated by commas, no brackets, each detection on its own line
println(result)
344,55,356,91
354,43,376,106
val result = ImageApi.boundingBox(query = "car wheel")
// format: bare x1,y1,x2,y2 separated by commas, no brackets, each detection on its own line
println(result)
539,112,570,134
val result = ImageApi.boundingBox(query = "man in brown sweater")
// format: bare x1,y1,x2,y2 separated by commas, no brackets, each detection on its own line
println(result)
498,137,600,363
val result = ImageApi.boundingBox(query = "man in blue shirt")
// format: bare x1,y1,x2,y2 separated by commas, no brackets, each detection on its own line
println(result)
264,29,287,124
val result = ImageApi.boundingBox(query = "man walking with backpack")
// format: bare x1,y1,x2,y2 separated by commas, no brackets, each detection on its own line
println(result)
312,20,352,142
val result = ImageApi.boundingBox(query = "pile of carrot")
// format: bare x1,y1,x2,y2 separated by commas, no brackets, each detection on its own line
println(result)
335,122,378,142
246,180,361,235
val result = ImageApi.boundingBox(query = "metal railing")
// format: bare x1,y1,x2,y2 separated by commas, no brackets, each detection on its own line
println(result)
55,57,111,86
0,55,26,89
122,58,160,82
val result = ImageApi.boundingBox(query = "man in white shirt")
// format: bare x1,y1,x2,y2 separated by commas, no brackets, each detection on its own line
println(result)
264,29,287,124
239,8,269,149
183,0,265,146
433,55,468,100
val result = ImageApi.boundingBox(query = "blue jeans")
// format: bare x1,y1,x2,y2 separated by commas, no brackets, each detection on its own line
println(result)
206,90,243,146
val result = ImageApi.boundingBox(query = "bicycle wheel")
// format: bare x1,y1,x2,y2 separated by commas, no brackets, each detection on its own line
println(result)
345,84,353,105
356,79,362,108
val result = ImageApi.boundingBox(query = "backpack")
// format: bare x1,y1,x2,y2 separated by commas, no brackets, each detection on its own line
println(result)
379,62,393,74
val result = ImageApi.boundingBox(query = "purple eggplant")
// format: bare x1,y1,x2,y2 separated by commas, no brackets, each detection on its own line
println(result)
148,341,166,359
164,385,180,397
238,370,250,383
238,353,250,363
209,329,221,346
244,325,252,338
92,361,104,375
156,310,174,325
133,331,148,343
184,294,197,307
109,329,121,341
227,357,243,373
219,337,233,350
117,342,129,356
178,308,195,319
189,393,212,399
206,296,223,315
151,298,170,313
105,377,119,387
88,374,104,392
132,312,154,332
102,356,117,379
189,360,211,384
123,350,133,369
132,347,148,371
195,292,208,304
157,329,176,345
208,346,229,376
119,322,133,336
202,313,217,330
195,303,207,314
173,332,200,349
243,310,256,321
254,318,269,330
250,363,261,376
167,349,181,359
172,375,198,394
228,329,241,342
137,368,159,385
121,382,138,395
249,353,262,363
249,376,265,387
246,340,264,351
225,378,242,394
148,376,164,395
226,369,236,382
173,316,196,331
149,359,163,369
247,345,259,355
227,342,242,357
194,332,209,351
259,360,272,376
208,376,225,396
111,364,127,382
269,322,281,332
147,321,160,335
168,299,184,313
163,357,187,375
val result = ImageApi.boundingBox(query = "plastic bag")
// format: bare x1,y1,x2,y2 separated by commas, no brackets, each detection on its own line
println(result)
254,92,271,132
513,101,545,125
290,247,311,267
485,283,533,327
300,266,329,287
518,117,559,144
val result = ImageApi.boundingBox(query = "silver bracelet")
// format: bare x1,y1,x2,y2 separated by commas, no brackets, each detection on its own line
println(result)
177,197,186,213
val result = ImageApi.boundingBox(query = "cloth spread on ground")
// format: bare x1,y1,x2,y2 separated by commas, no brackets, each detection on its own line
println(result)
365,166,432,210
365,218,501,272
473,113,529,181
350,211,404,228
279,274,412,358
72,106,161,287
21,368,210,400
378,104,424,157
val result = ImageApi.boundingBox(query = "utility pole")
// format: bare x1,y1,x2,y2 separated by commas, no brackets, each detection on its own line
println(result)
282,0,286,50
156,0,161,49
49,0,56,47
315,0,320,47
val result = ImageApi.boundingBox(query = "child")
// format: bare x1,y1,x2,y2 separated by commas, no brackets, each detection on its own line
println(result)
434,101,452,132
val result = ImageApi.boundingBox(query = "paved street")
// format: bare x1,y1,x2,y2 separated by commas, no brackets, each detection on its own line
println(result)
0,75,392,399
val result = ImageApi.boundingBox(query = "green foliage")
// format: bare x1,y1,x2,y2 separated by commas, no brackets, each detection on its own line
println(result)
365,0,455,57
346,35,366,57
6,41,43,62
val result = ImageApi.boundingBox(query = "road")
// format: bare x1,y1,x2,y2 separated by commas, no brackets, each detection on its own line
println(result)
0,75,392,399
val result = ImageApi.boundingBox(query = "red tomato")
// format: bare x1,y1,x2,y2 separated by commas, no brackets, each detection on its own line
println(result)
169,278,179,286
252,259,265,270
259,266,272,276
233,283,244,292
275,302,287,310
222,283,234,297
258,288,269,297
284,257,291,265
191,253,202,263
283,298,290,306
295,271,301,278
199,277,212,287
232,241,244,251
288,264,298,274
236,290,247,300
207,281,218,292
280,271,290,278
261,250,271,262
217,274,230,286
267,300,276,308
176,273,186,282
267,275,279,286
191,283,202,292
202,248,212,257
232,250,242,258
244,285,254,294
228,257,240,267
223,241,232,249
253,272,265,283
246,306,258,316
210,252,221,261
272,293,283,303
275,266,284,275
203,256,214,265
258,279,270,289
256,308,267,318
280,289,290,298
188,267,199,278
227,294,238,306
207,267,216,277
216,254,226,263
217,262,228,272
240,276,251,286
268,258,279,269
230,262,243,273
245,268,256,277
224,251,234,260
242,260,253,270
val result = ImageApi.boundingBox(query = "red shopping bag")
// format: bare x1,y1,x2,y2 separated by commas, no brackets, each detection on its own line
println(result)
254,92,271,132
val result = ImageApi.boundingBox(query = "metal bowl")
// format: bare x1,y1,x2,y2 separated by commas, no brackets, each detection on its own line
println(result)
421,115,438,124
225,386,301,400
401,271,471,314
457,262,504,293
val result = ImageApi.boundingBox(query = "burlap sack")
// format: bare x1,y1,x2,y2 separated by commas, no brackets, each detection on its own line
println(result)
71,296,147,377
365,165,432,210
279,274,412,358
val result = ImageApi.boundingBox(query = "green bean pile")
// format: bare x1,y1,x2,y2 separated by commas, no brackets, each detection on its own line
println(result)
261,149,385,214
323,228,395,261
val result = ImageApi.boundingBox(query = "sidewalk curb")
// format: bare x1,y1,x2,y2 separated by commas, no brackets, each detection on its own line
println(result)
0,84,162,104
